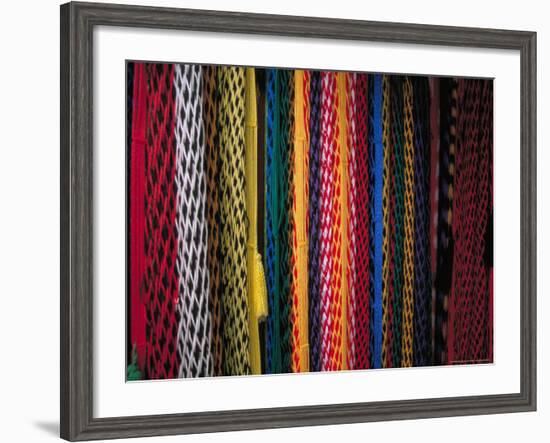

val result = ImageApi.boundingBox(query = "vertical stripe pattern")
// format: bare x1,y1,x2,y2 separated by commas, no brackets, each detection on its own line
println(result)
128,64,494,379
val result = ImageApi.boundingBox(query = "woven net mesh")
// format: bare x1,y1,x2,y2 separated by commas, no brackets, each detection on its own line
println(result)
218,66,251,375
400,77,415,367
173,64,213,377
448,79,492,364
143,63,180,380
202,65,224,376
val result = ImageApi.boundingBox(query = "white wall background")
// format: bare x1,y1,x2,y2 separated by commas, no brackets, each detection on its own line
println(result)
0,1,546,442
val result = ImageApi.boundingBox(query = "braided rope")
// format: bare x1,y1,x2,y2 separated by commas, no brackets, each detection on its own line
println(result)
173,64,212,378
319,71,338,371
202,65,224,375
143,63,180,379
334,72,349,370
350,74,371,369
401,77,415,367
307,71,322,372
218,66,251,375
412,77,432,366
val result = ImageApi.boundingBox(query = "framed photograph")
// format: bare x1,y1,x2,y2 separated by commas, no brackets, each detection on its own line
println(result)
60,1,536,440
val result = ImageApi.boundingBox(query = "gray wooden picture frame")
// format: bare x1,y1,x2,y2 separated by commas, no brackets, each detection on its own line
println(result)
60,1,537,440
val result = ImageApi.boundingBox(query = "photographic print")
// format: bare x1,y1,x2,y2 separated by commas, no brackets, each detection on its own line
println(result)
61,5,536,439
126,62,493,381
